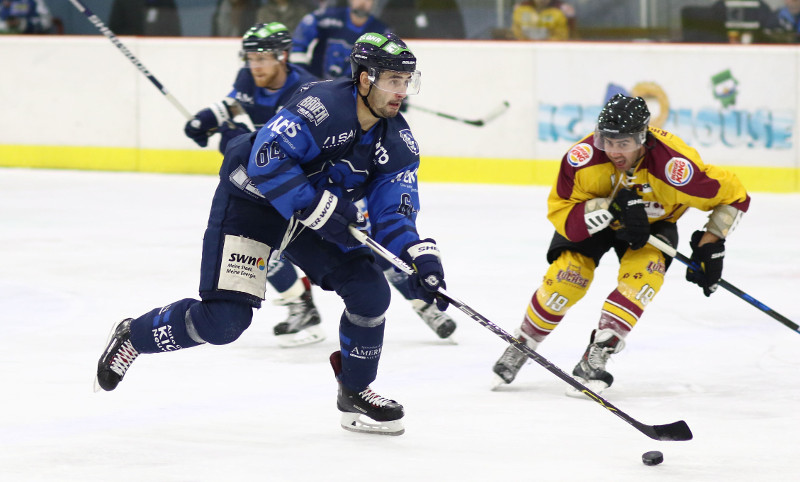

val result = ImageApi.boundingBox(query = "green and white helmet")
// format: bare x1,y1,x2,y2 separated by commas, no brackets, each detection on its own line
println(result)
241,22,292,59
350,32,421,95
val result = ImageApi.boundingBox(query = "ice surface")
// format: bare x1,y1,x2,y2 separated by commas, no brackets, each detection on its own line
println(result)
1,168,798,481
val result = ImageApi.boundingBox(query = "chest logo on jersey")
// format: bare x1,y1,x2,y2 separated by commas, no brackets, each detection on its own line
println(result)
567,143,593,167
323,130,355,148
399,129,419,155
267,116,301,137
665,157,693,186
296,96,329,126
235,92,254,105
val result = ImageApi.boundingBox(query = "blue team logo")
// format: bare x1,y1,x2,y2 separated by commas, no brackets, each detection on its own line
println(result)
399,129,419,155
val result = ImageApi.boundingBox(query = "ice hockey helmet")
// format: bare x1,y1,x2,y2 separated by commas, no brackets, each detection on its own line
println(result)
241,22,292,55
596,94,650,144
349,32,417,81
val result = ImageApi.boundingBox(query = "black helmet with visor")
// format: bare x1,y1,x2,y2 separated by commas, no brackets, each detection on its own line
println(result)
594,94,651,153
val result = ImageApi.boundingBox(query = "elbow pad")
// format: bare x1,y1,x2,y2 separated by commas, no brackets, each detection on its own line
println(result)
704,205,743,239
584,198,613,235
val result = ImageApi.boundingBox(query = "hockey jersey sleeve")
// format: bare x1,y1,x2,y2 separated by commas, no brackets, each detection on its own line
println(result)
290,12,319,67
364,166,421,257
246,111,321,219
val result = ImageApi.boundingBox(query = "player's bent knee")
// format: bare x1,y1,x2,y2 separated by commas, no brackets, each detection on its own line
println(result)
188,299,253,345
327,257,391,318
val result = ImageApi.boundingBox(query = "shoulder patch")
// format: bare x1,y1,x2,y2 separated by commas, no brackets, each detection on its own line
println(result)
567,143,593,167
296,96,329,126
664,157,694,186
398,129,419,155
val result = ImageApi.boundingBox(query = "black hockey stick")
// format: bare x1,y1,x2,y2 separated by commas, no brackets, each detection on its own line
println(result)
648,235,799,335
67,0,193,120
349,227,693,442
406,101,510,127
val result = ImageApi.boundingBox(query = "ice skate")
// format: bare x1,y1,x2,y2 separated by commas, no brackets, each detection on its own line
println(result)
413,301,457,340
330,351,404,435
491,333,538,390
273,287,324,348
94,318,139,392
567,328,625,398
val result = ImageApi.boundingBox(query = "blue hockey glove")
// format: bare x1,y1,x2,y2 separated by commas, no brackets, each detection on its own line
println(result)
400,239,448,311
609,188,649,250
297,190,366,248
686,230,725,297
217,121,251,154
184,99,237,148
184,108,219,148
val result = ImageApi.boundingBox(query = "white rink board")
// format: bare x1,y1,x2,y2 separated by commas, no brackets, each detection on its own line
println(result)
0,36,798,169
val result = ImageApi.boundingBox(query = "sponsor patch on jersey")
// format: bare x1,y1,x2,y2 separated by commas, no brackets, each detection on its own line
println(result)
399,129,419,155
567,143,593,167
664,157,694,186
296,96,329,126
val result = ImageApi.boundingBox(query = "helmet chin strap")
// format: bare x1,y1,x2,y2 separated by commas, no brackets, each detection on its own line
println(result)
359,83,385,120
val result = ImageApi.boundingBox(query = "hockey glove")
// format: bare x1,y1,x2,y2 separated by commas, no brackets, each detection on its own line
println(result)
609,188,649,250
686,230,725,297
297,190,366,248
400,239,448,311
184,99,237,148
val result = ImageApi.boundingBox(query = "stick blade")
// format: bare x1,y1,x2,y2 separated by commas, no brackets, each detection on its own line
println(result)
646,420,693,441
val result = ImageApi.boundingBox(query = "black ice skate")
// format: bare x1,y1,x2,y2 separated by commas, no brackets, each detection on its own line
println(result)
491,333,539,389
567,328,626,397
94,318,139,392
330,351,404,436
413,301,457,340
273,287,324,348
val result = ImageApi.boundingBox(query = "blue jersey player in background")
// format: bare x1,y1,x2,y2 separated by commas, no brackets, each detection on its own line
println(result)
96,32,448,436
291,0,389,79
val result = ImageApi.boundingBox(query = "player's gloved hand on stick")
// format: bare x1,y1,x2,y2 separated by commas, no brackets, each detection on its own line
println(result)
400,238,448,311
297,190,366,248
610,188,649,250
686,230,725,297
184,108,219,148
184,99,237,148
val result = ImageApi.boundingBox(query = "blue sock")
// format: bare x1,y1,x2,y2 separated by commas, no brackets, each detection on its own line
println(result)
338,313,385,392
128,298,203,354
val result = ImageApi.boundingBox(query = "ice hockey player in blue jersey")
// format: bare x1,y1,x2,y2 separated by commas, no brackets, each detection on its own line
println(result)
291,0,389,79
96,32,447,436
184,22,317,155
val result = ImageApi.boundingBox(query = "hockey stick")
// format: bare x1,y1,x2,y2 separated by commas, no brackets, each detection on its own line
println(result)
349,227,693,442
648,235,800,334
406,101,510,127
67,0,193,120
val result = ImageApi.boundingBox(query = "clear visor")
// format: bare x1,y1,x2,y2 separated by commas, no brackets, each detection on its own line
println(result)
241,50,284,66
368,69,422,95
593,130,645,153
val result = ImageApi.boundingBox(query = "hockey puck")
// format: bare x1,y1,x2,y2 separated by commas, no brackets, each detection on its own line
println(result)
642,451,664,466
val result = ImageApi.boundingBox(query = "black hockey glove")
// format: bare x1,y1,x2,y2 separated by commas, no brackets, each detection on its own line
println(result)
400,239,448,311
686,230,725,297
297,190,366,248
184,108,219,148
609,188,649,250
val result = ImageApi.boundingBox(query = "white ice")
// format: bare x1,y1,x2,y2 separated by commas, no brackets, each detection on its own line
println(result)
1,168,798,481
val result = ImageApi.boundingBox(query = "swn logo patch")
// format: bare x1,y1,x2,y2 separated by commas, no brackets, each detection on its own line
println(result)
228,253,266,270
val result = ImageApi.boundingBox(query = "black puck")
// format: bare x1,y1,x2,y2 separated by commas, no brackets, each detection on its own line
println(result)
642,450,664,466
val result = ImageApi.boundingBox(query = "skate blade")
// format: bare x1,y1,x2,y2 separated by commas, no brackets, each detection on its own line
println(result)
490,374,509,391
93,320,122,393
340,412,405,436
276,325,325,348
565,378,609,399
